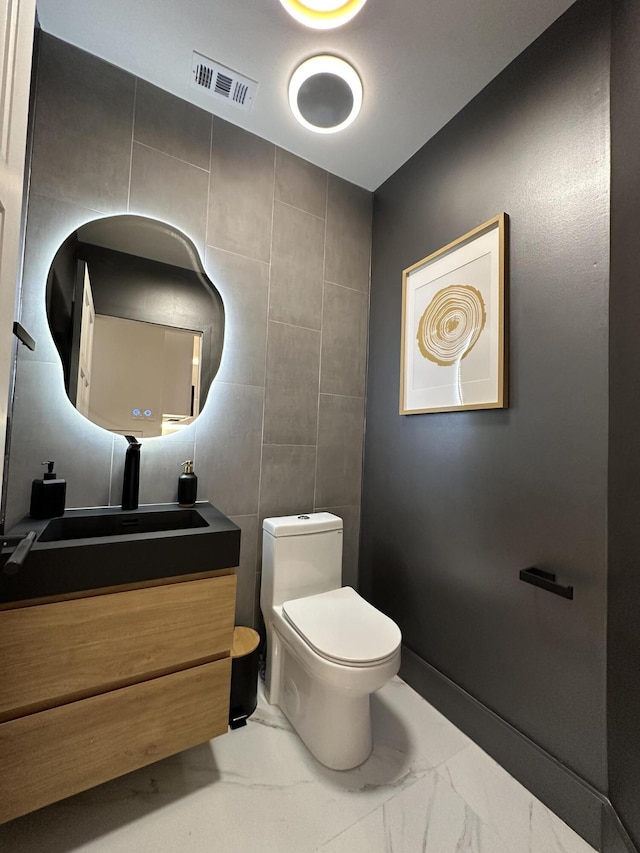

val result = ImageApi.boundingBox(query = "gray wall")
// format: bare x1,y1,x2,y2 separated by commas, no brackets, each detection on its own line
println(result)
609,0,640,848
362,0,610,844
5,33,372,630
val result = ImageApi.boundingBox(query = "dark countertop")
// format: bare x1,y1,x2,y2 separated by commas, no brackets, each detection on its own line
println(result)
1,501,241,605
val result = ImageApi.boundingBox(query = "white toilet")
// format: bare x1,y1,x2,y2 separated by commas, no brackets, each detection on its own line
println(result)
260,512,401,770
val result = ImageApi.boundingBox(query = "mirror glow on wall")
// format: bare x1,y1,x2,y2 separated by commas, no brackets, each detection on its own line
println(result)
46,215,225,437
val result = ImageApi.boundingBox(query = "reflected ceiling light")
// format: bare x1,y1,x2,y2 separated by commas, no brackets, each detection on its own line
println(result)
279,0,368,30
288,55,363,134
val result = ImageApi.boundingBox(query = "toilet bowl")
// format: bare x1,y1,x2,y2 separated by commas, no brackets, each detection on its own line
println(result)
260,513,401,770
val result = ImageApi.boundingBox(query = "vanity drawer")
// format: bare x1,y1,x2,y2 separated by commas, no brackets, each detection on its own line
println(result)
0,658,231,825
0,573,236,720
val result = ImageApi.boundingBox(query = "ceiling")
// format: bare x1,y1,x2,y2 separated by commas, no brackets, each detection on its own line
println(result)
36,0,575,191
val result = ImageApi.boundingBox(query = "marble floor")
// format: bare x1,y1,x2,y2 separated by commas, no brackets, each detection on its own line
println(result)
0,677,597,853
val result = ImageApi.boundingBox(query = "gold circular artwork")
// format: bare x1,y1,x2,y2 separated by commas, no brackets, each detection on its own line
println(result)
417,285,487,366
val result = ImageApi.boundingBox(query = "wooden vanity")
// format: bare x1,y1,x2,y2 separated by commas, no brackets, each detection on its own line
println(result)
0,569,237,824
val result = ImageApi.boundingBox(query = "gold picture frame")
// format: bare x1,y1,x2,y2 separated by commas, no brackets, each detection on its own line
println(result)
400,213,508,415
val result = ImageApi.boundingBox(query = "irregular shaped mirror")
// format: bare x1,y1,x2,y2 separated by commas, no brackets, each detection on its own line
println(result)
46,215,224,437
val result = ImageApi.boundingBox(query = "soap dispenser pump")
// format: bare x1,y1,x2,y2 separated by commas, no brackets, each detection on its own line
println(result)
178,460,197,508
30,460,66,519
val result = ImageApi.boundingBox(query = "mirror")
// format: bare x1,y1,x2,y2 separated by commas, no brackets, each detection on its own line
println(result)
46,215,224,437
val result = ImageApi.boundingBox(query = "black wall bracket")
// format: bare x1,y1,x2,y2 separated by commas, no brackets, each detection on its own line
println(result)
519,567,574,600
12,322,35,351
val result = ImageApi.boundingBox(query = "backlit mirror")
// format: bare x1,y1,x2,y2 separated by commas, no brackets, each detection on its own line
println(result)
46,215,224,437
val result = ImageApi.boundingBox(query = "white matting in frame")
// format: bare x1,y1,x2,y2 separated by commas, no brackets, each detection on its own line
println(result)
400,213,508,414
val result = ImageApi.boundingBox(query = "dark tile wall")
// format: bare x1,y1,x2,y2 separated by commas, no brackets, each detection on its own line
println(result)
6,34,372,629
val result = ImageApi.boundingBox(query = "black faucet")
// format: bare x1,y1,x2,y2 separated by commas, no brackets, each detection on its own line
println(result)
121,435,141,511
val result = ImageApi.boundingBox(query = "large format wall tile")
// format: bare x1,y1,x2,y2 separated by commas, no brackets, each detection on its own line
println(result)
194,381,264,517
254,571,264,630
5,361,113,527
18,193,105,366
108,436,195,507
263,321,321,446
129,142,209,250
315,393,365,508
320,282,368,398
315,504,361,588
275,148,327,219
228,515,259,627
205,247,269,388
8,36,373,628
259,444,316,521
325,175,372,292
30,36,134,213
207,119,274,262
269,201,325,330
134,79,212,170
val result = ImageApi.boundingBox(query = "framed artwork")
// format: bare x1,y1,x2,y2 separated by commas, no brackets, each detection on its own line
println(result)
400,213,508,415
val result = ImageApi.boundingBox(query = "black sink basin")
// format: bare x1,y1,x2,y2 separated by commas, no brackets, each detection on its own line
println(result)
38,508,209,542
1,502,240,604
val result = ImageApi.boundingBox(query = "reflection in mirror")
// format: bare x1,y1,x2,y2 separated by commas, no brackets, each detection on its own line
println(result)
46,216,224,437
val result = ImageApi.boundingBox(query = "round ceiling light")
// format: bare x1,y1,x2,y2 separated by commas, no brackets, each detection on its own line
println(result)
279,0,368,30
288,55,363,134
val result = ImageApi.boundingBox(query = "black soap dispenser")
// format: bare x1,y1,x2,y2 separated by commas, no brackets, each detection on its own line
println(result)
178,460,197,508
30,460,66,519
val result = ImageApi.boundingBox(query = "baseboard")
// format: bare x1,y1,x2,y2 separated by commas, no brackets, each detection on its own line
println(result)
601,805,640,853
400,644,638,853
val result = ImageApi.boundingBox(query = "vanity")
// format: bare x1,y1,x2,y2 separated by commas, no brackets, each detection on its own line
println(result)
0,501,240,825
0,213,243,823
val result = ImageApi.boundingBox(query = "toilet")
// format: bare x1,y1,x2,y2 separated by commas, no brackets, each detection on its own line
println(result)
260,512,401,770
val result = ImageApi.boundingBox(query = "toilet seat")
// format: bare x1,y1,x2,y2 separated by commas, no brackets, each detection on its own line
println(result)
282,586,401,667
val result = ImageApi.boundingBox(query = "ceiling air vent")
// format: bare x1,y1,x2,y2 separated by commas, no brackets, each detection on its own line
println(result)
191,52,258,112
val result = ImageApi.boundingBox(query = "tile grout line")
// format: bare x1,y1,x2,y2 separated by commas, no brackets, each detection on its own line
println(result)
324,277,369,296
193,115,215,469
211,378,265,390
127,78,138,212
29,190,108,218
276,197,326,222
204,243,270,266
131,139,212,174
321,391,366,402
268,317,321,335
262,443,317,449
253,145,277,618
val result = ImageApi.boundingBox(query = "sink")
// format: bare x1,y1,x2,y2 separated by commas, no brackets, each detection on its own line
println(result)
1,502,240,604
38,508,209,542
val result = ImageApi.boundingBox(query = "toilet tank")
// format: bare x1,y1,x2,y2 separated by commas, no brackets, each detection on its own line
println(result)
261,513,343,608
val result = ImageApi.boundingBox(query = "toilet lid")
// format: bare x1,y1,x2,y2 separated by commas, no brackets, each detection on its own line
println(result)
282,587,401,665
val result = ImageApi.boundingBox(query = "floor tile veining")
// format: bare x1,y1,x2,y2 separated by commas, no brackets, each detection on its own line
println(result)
0,677,597,853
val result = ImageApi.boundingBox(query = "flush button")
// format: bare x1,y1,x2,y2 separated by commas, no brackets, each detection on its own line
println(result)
298,515,310,520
